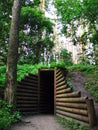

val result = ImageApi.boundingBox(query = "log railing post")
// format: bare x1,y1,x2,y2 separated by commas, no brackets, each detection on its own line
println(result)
38,69,40,114
54,67,56,115
86,99,97,127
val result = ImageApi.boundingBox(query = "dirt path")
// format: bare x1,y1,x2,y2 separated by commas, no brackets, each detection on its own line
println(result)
9,115,65,130
70,72,98,130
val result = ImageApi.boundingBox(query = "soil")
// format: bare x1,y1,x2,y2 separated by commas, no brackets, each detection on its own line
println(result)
70,72,98,130
9,115,65,130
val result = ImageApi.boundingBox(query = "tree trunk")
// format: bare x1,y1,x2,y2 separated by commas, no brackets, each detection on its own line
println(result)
40,0,45,11
5,0,21,104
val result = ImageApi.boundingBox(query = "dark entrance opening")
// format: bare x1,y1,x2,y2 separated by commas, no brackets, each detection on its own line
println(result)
39,69,54,114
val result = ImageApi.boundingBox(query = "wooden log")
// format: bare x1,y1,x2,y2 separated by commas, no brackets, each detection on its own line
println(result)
56,110,89,122
56,68,61,75
16,104,38,107
18,107,38,111
19,111,38,114
56,88,72,94
56,114,89,127
16,88,38,93
16,93,38,97
56,74,63,81
56,106,88,116
56,102,87,109
17,96,38,100
56,85,67,91
21,79,38,83
56,91,81,98
86,99,97,127
56,97,87,103
18,82,38,87
16,89,37,94
56,81,66,88
56,73,63,81
56,77,65,84
25,75,38,80
16,100,38,104
17,84,38,89
54,67,56,115
29,73,38,77
56,71,63,78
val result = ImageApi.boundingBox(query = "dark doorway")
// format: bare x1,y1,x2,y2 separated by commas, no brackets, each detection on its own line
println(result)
39,69,54,114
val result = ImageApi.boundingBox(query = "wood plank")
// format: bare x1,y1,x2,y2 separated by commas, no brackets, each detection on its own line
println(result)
16,104,38,107
21,78,38,83
56,106,88,115
18,82,38,86
16,88,37,93
17,85,38,90
56,71,63,78
56,73,63,81
56,85,67,91
56,88,72,94
56,110,89,122
56,97,87,103
56,102,87,109
16,100,38,104
56,91,81,98
56,77,65,84
16,93,38,97
56,81,66,87
18,107,38,111
86,99,97,127
17,96,38,100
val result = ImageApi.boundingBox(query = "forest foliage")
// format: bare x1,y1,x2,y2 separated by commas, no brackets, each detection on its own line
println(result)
54,0,98,64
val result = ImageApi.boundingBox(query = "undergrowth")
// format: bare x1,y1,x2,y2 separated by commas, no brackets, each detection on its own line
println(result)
0,100,22,130
57,117,89,130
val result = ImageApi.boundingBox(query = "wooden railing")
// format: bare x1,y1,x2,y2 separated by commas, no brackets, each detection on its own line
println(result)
55,67,96,127
16,73,38,115
16,67,96,127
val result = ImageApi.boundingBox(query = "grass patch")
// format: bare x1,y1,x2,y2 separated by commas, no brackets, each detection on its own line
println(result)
56,117,89,130
0,99,22,130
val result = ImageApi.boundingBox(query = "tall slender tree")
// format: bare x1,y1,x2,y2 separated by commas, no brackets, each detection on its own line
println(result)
5,0,21,104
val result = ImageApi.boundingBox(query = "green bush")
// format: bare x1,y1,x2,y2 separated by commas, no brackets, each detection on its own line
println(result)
50,61,67,68
0,100,22,130
0,66,6,86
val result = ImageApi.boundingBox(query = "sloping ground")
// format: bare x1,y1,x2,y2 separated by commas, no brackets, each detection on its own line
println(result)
9,115,65,130
70,72,98,130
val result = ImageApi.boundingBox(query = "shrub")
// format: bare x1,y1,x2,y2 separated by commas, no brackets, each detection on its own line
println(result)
0,100,21,130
